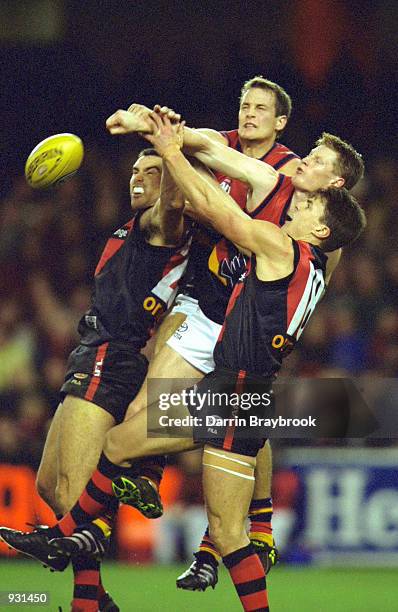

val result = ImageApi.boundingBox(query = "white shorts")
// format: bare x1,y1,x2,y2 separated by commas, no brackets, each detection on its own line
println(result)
166,294,222,374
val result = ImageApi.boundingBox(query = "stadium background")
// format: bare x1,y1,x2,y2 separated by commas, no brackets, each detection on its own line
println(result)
0,1,397,610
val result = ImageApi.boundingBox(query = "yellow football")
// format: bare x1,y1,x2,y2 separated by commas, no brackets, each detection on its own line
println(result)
25,133,84,189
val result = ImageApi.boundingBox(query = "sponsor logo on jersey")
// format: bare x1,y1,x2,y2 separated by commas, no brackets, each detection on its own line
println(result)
271,334,294,354
94,359,104,377
173,321,189,341
74,373,88,380
143,295,164,317
113,228,129,239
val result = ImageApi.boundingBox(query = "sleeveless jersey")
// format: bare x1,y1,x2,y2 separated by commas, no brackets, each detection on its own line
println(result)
214,240,327,377
216,129,299,209
191,176,296,324
78,210,190,349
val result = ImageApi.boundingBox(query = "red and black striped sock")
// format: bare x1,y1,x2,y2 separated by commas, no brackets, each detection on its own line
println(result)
56,453,121,537
71,555,100,612
249,498,273,547
97,578,106,606
130,455,166,490
223,543,269,611
197,527,221,563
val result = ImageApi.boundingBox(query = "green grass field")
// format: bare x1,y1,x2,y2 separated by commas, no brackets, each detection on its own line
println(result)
0,560,397,611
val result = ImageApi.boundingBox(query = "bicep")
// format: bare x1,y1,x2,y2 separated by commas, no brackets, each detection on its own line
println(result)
195,128,228,145
225,216,292,262
279,157,301,177
198,140,276,183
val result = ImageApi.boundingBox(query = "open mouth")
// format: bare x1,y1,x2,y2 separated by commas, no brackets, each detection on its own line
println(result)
132,186,144,195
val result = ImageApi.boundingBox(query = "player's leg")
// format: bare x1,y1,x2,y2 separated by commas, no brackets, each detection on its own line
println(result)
55,396,116,515
153,311,187,355
36,403,62,511
248,441,278,568
203,445,269,611
36,396,117,611
35,344,146,611
119,300,210,520
178,441,276,591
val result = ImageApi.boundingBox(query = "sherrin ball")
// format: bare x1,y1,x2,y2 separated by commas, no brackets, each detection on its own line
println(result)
25,133,84,189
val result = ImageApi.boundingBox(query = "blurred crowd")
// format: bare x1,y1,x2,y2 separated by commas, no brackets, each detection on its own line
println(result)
0,144,396,469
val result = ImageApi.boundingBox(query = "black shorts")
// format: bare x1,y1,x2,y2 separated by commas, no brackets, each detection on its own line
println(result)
188,367,274,457
60,342,148,424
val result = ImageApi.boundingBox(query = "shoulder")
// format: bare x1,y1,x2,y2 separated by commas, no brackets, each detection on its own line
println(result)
220,129,238,147
265,143,300,173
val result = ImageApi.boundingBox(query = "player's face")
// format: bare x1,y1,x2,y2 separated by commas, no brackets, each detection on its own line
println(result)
283,194,328,240
292,145,344,192
238,88,286,142
130,155,162,210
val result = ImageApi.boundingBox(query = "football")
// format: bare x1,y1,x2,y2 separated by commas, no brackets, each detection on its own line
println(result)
25,133,84,189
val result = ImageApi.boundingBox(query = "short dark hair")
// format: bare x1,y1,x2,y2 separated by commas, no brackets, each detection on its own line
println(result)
240,76,292,136
315,133,364,190
318,187,366,252
137,148,161,159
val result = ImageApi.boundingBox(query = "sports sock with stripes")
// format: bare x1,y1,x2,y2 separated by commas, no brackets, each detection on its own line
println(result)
223,543,269,612
71,554,100,612
249,498,273,547
197,527,221,563
130,455,166,490
56,453,121,536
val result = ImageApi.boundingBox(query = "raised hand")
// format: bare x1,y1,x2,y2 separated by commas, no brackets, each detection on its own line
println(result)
144,112,185,156
106,104,152,135
153,104,182,123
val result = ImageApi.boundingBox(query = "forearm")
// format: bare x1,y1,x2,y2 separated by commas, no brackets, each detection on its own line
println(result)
160,164,184,210
159,164,185,243
183,128,276,190
163,147,247,236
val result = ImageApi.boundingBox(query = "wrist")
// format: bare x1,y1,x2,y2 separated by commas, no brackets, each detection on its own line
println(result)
162,144,182,160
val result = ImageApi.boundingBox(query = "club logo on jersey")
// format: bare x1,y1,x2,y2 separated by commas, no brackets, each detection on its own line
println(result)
219,178,231,194
208,242,247,287
113,228,129,239
85,315,98,330
220,252,248,287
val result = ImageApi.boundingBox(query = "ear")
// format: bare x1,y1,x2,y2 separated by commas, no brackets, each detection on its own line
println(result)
275,115,288,132
330,176,345,188
312,224,330,241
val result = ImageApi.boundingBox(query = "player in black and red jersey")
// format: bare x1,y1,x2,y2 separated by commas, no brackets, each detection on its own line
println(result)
12,115,365,611
0,148,191,612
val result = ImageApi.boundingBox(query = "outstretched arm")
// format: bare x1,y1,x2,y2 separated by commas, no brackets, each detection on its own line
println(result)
182,126,278,202
142,125,186,247
106,104,278,202
145,113,291,261
105,104,226,145
155,162,186,245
